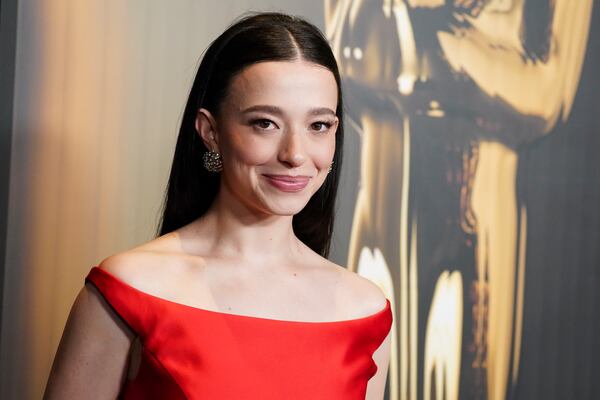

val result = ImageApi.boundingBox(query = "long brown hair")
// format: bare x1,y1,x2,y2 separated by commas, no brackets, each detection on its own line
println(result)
156,11,345,258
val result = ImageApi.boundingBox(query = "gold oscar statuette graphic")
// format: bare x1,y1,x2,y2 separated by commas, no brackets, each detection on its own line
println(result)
325,0,593,399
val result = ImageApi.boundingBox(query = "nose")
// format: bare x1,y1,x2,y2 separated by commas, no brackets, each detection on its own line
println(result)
278,130,307,168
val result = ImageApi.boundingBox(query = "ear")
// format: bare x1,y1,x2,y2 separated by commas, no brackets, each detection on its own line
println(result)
195,108,220,152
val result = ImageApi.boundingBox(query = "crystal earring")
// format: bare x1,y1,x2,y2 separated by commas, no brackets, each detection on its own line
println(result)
328,160,334,173
203,150,223,173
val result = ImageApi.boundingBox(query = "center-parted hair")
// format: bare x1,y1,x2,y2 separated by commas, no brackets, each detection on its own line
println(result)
156,11,345,258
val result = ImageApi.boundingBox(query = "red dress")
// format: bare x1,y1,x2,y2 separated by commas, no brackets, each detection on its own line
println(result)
85,266,393,399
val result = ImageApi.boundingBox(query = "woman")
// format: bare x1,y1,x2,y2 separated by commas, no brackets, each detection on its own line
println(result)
44,11,392,400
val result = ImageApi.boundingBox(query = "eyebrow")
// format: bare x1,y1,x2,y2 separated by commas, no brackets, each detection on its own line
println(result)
240,105,336,117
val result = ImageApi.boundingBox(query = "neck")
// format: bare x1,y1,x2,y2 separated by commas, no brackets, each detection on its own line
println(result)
187,183,304,267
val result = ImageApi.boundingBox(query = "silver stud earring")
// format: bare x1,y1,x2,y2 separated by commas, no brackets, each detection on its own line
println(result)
203,150,223,173
328,161,334,173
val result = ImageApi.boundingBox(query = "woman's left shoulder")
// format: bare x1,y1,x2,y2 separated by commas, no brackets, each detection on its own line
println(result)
323,261,388,317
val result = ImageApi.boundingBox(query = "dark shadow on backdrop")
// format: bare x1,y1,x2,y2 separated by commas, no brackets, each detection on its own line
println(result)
0,0,19,350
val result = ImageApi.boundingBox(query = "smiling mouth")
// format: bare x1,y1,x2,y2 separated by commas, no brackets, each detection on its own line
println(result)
262,174,311,192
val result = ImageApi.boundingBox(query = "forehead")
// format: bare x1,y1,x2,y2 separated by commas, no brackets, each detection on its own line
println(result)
224,60,338,112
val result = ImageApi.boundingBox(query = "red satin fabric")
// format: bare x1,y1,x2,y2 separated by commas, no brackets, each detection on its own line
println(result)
85,266,392,399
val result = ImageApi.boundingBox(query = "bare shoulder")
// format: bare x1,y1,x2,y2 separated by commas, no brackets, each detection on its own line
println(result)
96,233,203,295
323,260,388,317
97,250,163,287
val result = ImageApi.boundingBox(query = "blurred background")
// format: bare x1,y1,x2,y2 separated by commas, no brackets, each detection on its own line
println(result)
0,1,598,399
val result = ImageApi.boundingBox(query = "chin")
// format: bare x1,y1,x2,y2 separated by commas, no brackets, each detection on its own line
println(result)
263,198,311,216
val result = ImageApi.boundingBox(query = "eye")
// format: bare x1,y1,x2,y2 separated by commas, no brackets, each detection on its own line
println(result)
250,118,278,131
311,121,335,133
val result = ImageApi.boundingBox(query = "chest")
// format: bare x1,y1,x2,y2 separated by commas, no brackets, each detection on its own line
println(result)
162,264,346,322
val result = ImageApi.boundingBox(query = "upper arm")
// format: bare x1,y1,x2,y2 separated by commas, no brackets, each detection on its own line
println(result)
43,279,135,399
365,327,392,400
350,272,392,400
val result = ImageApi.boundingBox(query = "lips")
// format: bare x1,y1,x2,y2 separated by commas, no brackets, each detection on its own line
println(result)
262,174,311,192
263,174,311,182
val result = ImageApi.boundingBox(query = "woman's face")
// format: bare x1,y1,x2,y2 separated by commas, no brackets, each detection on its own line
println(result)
196,60,339,216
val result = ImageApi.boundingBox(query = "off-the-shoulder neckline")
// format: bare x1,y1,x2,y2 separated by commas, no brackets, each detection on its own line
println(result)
88,266,391,325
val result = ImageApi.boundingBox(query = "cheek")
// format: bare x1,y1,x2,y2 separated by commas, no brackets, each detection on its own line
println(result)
311,136,336,168
223,130,275,166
